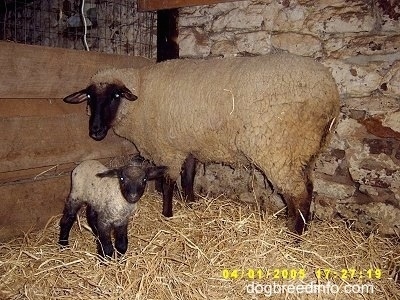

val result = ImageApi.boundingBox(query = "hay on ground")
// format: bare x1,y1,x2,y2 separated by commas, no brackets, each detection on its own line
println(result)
0,194,399,299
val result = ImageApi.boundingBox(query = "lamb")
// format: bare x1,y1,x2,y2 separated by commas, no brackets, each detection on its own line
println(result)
63,53,340,234
59,159,166,258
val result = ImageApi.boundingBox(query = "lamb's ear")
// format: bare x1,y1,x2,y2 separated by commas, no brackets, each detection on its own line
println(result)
96,169,119,178
120,86,138,101
146,166,167,180
64,89,89,104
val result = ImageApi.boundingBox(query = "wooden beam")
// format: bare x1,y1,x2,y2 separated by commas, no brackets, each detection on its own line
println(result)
0,42,153,99
0,157,118,185
138,0,241,11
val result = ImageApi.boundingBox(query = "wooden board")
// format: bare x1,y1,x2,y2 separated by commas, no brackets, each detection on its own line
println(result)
0,175,69,242
0,42,153,99
0,98,136,174
138,0,242,11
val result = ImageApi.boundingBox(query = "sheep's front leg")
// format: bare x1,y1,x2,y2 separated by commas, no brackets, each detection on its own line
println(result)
59,198,82,246
114,223,128,256
96,222,114,258
181,154,196,202
162,176,175,217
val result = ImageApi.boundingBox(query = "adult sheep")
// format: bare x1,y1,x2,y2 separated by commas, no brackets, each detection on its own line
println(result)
63,53,340,234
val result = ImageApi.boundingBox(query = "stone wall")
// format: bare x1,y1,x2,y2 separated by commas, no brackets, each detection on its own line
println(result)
179,0,400,235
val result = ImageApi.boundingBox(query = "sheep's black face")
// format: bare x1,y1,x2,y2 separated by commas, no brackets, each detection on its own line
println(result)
87,83,137,141
63,82,137,141
86,84,120,141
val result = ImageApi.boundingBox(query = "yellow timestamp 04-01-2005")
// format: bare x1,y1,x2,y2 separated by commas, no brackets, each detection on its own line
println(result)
221,268,382,281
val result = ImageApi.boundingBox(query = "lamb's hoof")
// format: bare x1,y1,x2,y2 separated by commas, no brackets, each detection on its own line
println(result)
58,240,69,247
97,253,115,263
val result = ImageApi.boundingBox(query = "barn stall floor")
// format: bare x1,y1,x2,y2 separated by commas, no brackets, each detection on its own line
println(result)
0,194,399,300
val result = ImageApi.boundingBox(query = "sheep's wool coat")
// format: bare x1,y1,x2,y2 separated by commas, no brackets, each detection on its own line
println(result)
92,54,340,199
69,160,136,227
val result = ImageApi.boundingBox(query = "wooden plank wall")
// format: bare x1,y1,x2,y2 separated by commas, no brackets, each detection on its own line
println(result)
0,42,153,241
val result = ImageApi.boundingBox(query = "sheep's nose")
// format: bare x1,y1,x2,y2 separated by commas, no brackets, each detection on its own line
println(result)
91,122,102,132
89,128,107,141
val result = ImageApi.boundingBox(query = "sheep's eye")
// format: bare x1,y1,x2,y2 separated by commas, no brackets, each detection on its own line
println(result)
113,93,120,100
143,178,147,183
120,177,124,181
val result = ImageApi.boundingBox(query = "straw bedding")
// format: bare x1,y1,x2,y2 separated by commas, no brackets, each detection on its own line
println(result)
1,194,399,299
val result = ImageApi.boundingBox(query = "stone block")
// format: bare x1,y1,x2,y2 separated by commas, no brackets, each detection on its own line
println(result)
380,61,400,97
271,32,321,56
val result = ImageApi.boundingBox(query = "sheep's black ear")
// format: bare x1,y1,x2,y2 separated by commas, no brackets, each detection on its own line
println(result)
146,166,167,180
96,169,119,178
64,89,89,104
120,86,138,101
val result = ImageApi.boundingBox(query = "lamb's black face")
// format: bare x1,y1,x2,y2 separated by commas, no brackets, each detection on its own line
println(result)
118,168,147,204
96,165,167,204
63,82,137,141
119,166,167,203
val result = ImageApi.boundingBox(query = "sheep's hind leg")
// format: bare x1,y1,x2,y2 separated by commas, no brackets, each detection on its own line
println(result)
282,172,313,235
59,198,82,246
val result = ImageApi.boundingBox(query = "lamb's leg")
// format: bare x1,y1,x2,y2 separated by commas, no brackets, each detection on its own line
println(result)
162,176,175,217
96,222,114,258
59,198,82,246
114,223,128,256
86,205,99,237
181,154,196,202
